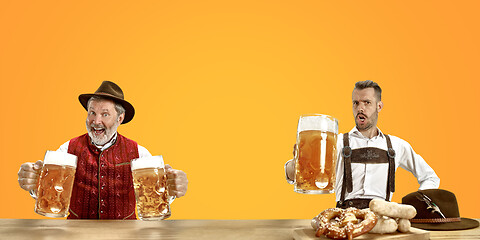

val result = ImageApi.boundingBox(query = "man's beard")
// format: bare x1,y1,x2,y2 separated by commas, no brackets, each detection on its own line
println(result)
355,110,378,131
86,121,120,146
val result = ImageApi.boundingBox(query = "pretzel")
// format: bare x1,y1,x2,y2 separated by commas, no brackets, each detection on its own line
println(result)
312,208,377,240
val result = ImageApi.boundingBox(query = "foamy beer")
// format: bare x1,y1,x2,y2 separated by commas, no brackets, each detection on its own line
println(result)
35,151,77,217
294,114,338,194
131,155,174,220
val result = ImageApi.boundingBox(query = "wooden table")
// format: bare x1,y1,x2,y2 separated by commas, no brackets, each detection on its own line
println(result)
0,219,478,240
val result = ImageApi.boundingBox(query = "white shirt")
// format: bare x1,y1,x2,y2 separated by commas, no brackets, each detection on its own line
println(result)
57,132,152,157
335,127,440,201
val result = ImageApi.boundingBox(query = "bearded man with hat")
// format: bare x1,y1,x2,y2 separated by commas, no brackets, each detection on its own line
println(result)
285,80,440,209
17,81,188,219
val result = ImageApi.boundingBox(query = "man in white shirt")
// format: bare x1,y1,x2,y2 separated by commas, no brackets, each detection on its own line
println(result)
285,80,439,209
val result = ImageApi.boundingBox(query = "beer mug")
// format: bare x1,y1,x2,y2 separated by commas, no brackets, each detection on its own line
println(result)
34,151,77,217
294,114,338,194
131,155,174,220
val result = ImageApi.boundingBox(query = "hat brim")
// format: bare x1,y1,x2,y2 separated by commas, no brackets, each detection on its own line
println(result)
411,218,479,231
79,93,135,124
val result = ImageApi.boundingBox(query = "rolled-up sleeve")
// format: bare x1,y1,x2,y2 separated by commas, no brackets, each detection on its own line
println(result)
57,141,70,152
137,144,152,158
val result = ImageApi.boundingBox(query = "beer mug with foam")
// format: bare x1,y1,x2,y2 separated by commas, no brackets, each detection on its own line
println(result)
294,114,338,194
34,151,77,217
131,155,174,220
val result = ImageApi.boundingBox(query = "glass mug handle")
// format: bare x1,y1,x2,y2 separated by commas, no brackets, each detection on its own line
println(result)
292,144,298,183
29,189,38,199
167,194,176,204
29,164,43,199
165,173,176,204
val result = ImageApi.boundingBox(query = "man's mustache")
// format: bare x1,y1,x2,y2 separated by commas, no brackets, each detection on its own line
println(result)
90,124,105,128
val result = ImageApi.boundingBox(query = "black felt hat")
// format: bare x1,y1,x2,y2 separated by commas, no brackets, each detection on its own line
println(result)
402,189,479,230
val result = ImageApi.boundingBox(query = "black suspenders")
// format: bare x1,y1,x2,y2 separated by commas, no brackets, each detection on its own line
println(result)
340,133,396,203
385,135,396,200
340,133,352,203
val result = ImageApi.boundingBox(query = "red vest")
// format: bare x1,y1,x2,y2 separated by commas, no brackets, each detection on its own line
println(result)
67,133,139,219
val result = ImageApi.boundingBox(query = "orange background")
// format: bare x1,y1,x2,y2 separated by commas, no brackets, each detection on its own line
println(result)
1,1,479,219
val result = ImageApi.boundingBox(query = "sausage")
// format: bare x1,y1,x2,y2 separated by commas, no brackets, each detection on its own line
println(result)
369,199,417,219
369,215,398,234
397,218,411,233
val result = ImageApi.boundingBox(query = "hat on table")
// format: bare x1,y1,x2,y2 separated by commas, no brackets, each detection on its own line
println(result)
78,81,135,124
402,189,479,230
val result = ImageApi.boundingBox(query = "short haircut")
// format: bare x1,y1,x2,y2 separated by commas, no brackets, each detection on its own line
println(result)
87,96,126,118
354,80,382,101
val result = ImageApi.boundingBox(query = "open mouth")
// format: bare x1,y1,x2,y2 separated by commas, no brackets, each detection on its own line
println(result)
92,127,106,136
357,114,366,123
